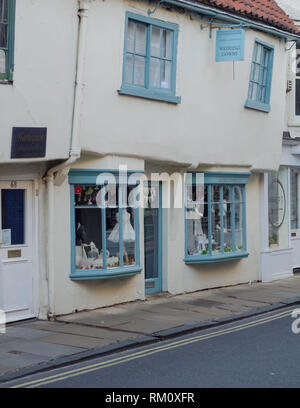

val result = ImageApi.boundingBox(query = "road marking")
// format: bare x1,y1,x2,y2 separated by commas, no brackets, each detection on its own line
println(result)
12,308,293,388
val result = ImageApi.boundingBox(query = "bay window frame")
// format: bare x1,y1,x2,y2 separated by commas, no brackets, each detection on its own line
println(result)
184,172,250,264
69,169,142,280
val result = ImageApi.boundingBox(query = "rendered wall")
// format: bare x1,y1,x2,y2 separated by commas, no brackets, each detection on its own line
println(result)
0,0,78,163
79,0,287,172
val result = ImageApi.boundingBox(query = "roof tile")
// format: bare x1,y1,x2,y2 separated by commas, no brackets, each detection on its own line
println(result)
192,0,300,34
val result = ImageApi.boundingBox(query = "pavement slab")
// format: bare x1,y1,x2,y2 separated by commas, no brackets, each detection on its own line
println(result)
1,276,300,381
38,334,114,349
0,339,84,359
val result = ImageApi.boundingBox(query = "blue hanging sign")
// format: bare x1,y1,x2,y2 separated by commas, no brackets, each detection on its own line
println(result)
216,29,245,62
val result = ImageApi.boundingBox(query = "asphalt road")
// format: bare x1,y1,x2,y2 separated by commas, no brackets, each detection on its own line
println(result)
3,306,300,388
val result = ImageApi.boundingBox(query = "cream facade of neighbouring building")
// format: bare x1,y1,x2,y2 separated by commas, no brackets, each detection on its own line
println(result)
0,0,299,321
259,0,300,282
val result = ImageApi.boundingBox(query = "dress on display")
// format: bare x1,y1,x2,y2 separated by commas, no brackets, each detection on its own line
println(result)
108,209,135,243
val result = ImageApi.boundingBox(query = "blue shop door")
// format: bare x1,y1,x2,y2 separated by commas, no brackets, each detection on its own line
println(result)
144,182,162,295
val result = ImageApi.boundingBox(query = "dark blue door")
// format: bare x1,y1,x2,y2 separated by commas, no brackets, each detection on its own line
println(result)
144,182,162,294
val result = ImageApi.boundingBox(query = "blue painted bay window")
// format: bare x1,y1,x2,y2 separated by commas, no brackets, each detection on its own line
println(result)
245,40,274,113
69,170,141,280
119,12,180,104
184,173,250,264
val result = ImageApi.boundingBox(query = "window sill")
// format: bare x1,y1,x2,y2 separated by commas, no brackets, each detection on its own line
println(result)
118,86,181,104
244,99,270,113
70,265,142,281
184,251,249,264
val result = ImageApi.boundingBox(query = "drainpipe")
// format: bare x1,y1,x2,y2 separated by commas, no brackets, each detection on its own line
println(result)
44,0,90,319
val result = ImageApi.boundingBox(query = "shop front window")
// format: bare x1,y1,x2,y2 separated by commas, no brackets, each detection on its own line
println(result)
290,169,298,230
268,169,288,249
184,173,249,264
70,171,141,280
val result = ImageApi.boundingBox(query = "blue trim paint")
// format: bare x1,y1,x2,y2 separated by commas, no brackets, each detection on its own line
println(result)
184,252,249,264
120,11,181,105
118,87,181,104
70,266,142,281
68,169,144,185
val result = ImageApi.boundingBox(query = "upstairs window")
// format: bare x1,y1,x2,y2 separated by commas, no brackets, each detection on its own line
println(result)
245,40,274,113
0,0,15,81
119,12,180,104
296,42,300,116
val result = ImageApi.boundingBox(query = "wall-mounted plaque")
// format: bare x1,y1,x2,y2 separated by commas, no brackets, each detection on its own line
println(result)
11,127,47,159
7,249,21,259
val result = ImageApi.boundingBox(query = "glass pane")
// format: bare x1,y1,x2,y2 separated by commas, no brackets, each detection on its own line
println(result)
161,60,171,89
234,186,243,203
133,55,145,86
297,42,300,75
135,23,146,55
290,169,298,230
223,201,233,252
186,184,206,205
151,26,160,57
149,57,160,88
296,79,300,116
268,169,288,249
1,190,25,245
255,43,262,63
212,185,220,203
125,54,133,84
162,29,172,59
0,0,8,21
253,64,260,82
252,83,258,100
74,185,101,207
0,49,5,73
106,185,120,269
75,208,103,270
211,204,221,255
223,185,232,203
123,185,136,266
187,203,209,256
248,82,253,99
262,48,269,67
126,21,135,53
0,22,7,48
235,203,243,251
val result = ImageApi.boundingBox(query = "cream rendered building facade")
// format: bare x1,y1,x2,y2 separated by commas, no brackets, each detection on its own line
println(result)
259,0,300,282
0,0,298,320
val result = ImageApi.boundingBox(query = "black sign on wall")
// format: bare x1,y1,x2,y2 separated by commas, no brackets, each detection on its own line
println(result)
11,127,47,159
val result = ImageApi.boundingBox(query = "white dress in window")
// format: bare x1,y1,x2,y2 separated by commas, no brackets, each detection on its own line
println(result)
108,210,135,243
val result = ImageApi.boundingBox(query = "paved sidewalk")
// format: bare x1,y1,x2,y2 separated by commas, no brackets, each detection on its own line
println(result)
1,276,300,382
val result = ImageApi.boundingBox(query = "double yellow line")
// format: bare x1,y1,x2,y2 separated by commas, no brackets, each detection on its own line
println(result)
12,308,293,388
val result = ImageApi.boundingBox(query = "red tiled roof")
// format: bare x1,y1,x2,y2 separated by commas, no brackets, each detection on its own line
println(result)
192,0,300,34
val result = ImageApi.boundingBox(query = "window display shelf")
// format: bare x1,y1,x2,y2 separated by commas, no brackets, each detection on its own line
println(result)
70,265,142,281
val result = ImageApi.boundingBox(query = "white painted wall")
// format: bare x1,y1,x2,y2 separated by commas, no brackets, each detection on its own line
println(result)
79,0,288,172
0,0,78,163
